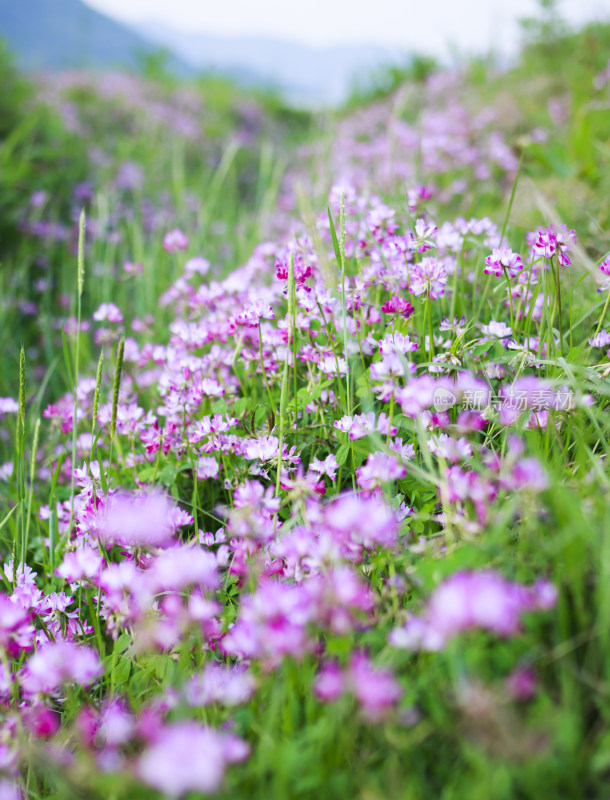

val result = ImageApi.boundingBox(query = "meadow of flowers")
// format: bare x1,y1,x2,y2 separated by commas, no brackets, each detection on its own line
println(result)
1,15,610,800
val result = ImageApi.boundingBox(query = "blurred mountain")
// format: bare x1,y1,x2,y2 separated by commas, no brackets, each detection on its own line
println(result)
0,0,191,73
0,0,405,105
134,22,404,106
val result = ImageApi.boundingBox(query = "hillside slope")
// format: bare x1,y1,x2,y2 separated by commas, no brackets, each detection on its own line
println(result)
0,0,190,72
135,21,402,105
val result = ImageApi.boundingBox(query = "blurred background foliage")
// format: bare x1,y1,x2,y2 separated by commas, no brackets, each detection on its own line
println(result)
1,3,610,392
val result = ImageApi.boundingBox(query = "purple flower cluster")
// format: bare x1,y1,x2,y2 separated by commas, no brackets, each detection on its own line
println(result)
390,571,557,651
2,58,589,797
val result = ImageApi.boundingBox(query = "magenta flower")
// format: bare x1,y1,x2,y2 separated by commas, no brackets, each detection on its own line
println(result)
56,547,103,583
236,300,275,326
408,218,437,252
346,411,396,441
322,492,398,551
349,652,403,721
319,355,347,376
484,247,523,277
381,295,414,319
369,353,410,382
500,457,549,493
184,663,256,707
226,481,279,543
480,319,512,338
276,254,312,285
99,491,180,549
92,302,123,323
123,260,143,275
532,224,577,266
0,398,19,417
162,228,189,253
356,452,406,491
22,642,103,695
145,546,219,594
307,565,375,634
334,415,354,434
315,652,402,721
378,332,418,355
280,466,326,496
409,257,447,299
428,433,472,462
23,705,60,739
30,189,48,208
0,595,35,657
184,256,210,276
589,330,610,348
389,571,557,651
367,201,398,241
137,722,248,798
309,454,339,481
242,436,280,462
314,662,346,702
222,581,315,666
234,480,279,513
197,456,220,480
0,779,21,800
506,666,538,700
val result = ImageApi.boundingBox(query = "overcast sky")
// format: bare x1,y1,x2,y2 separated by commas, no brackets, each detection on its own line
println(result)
82,0,610,53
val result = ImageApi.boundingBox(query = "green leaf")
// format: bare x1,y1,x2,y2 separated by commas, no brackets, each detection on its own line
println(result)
232,397,250,416
129,669,151,701
469,339,491,357
0,503,19,535
232,360,247,386
308,380,332,400
356,383,373,400
153,655,167,681
592,731,610,773
158,464,178,487
115,632,132,654
113,656,131,688
138,466,156,483
60,326,74,387
327,205,342,266
97,447,109,496
336,444,350,466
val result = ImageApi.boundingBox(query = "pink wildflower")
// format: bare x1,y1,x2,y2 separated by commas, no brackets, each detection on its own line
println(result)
184,257,210,276
409,257,447,299
162,228,189,253
589,330,610,348
56,547,103,582
389,571,557,651
0,399,18,417
484,247,523,277
315,652,402,721
99,491,180,548
532,224,577,266
184,663,256,707
381,296,414,319
137,722,248,798
309,454,339,480
356,452,406,491
92,303,123,323
506,666,537,700
0,595,35,657
22,642,102,695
